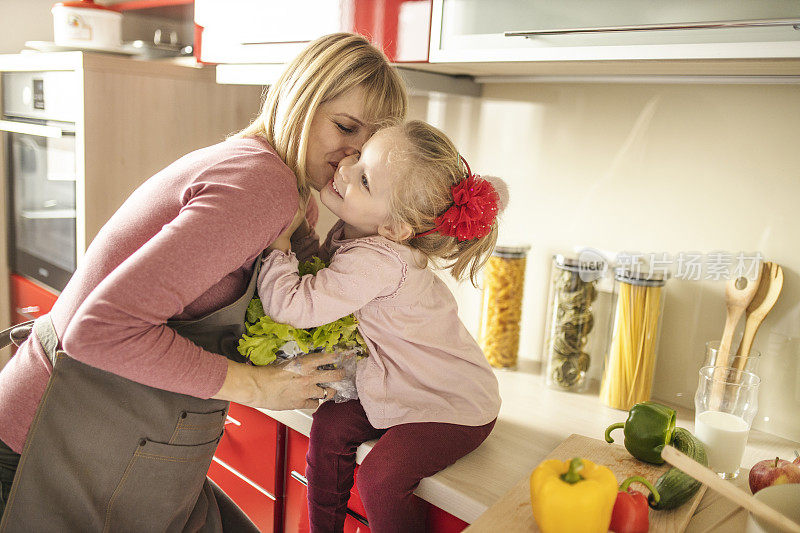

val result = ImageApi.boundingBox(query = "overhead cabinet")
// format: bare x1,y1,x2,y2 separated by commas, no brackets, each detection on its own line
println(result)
429,0,800,63
195,0,431,65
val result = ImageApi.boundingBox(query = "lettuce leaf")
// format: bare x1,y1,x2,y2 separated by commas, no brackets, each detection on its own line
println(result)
237,257,367,365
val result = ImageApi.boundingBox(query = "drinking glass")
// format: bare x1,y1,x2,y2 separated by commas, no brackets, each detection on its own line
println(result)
704,341,761,374
694,365,760,479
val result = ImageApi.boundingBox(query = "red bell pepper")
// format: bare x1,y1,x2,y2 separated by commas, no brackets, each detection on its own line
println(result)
609,476,660,533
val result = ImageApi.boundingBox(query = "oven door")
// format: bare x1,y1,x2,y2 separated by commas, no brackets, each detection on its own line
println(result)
2,118,76,292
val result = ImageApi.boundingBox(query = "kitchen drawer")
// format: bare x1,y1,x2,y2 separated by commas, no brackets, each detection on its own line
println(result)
427,505,468,533
207,457,276,532
9,274,58,325
214,402,278,494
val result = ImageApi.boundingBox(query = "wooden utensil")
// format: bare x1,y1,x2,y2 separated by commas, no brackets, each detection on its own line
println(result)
716,269,763,371
735,262,784,365
711,269,762,406
662,445,800,533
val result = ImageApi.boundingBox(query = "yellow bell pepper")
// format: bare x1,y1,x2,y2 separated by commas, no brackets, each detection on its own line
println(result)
530,457,618,533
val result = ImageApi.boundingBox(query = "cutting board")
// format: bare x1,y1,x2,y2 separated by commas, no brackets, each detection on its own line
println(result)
465,434,707,533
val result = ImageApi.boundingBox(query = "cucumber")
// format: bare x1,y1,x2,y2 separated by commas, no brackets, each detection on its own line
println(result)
648,427,708,510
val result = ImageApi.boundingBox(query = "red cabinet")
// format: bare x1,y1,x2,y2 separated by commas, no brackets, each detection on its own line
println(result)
208,403,281,532
282,428,467,533
9,274,58,326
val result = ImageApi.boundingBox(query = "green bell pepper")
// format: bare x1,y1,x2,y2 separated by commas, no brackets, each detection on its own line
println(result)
604,401,676,465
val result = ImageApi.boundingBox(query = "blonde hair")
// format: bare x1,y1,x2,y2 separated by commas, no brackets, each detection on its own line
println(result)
388,120,500,287
238,33,407,196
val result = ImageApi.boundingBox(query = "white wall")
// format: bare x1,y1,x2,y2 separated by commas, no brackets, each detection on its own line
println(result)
444,82,800,442
0,0,55,54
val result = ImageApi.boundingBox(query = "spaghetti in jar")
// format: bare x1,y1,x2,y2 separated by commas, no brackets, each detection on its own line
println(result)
478,246,530,370
600,268,668,410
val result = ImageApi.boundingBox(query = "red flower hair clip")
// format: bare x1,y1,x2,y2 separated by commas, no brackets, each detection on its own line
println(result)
415,157,499,241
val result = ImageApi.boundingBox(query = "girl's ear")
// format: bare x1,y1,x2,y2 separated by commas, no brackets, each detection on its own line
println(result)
378,220,413,242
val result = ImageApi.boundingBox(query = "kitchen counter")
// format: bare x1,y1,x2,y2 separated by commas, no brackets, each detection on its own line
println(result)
261,359,800,528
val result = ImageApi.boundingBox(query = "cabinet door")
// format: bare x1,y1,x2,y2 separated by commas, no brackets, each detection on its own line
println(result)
213,403,279,493
285,429,311,533
195,0,430,64
9,274,58,325
207,458,276,532
430,0,800,62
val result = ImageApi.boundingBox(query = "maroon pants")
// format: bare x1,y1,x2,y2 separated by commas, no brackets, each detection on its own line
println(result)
306,400,495,533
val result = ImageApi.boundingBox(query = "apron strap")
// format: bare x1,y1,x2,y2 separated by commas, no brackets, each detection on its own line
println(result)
33,316,59,366
0,320,35,351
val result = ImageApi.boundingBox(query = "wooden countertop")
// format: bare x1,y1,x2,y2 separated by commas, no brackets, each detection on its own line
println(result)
261,359,800,527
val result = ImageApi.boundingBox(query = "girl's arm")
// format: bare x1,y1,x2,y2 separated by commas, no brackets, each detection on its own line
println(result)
257,244,403,329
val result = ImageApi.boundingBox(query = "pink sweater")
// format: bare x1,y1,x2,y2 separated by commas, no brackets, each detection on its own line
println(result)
0,136,299,453
258,221,501,428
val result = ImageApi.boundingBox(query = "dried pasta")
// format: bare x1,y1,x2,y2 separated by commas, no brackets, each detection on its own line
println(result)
479,254,527,369
546,267,598,390
600,280,663,410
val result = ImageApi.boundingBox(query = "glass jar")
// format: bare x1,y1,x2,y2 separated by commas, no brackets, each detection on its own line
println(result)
544,255,607,392
478,246,530,370
600,267,668,410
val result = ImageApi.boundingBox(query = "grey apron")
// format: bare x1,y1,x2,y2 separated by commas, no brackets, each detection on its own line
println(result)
0,258,264,533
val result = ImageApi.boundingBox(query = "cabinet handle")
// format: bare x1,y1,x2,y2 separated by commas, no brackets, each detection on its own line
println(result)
505,18,800,37
15,306,40,320
211,456,276,501
289,470,370,526
0,120,66,138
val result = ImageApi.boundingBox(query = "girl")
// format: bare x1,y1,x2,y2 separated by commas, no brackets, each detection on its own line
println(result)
258,120,505,532
0,33,406,530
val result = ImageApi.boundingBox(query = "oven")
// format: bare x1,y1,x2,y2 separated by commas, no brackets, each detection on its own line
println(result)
2,71,79,292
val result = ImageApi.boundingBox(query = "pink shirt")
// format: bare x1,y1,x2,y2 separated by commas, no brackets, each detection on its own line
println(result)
0,136,299,453
258,221,501,428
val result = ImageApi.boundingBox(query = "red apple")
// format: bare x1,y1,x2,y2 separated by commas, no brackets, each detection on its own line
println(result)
749,457,800,494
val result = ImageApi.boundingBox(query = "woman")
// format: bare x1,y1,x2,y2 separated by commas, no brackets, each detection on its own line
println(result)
0,32,407,531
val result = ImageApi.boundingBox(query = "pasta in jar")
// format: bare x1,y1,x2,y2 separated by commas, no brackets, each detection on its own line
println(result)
600,268,668,410
479,246,530,369
544,255,606,392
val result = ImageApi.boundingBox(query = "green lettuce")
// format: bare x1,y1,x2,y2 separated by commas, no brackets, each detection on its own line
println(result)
237,257,367,366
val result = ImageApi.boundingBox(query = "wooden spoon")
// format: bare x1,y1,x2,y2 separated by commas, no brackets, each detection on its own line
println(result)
716,269,763,371
662,445,800,533
735,262,784,365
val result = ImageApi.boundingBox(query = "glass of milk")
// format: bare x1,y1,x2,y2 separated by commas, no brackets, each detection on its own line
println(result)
694,365,760,479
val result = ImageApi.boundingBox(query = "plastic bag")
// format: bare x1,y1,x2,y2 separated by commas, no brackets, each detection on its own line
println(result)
275,342,361,403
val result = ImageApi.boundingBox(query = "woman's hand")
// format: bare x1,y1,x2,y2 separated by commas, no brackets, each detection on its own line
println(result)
213,352,344,410
269,197,308,253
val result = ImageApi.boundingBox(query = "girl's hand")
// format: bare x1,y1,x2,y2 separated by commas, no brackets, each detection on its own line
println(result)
213,352,344,410
269,198,308,253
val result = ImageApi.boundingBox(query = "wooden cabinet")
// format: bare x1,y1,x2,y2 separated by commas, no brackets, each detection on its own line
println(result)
208,403,282,532
9,274,57,325
430,0,800,63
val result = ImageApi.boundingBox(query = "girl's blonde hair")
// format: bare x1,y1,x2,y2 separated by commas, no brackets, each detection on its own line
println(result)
388,120,502,287
238,33,408,196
